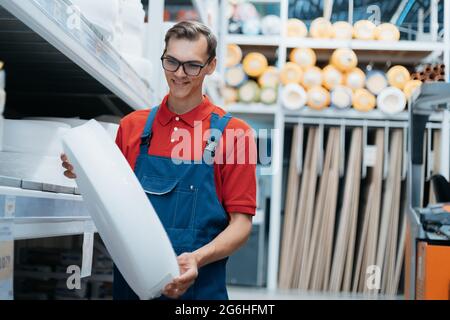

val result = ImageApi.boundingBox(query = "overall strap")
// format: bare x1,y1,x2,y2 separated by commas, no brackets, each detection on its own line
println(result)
139,106,159,155
203,112,233,164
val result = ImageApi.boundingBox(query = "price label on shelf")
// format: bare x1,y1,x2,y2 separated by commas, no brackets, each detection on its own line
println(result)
0,222,13,300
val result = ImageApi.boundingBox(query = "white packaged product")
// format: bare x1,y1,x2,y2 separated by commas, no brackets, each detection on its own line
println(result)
62,120,179,300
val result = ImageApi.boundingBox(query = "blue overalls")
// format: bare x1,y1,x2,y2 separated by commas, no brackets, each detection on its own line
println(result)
113,106,233,300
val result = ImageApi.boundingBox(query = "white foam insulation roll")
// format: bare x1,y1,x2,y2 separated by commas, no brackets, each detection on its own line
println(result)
345,67,366,90
403,79,422,99
286,18,308,38
366,70,388,95
238,80,261,103
71,0,120,37
260,87,278,105
225,64,247,87
307,86,330,110
243,52,268,77
223,86,239,104
261,15,281,35
282,83,307,110
375,23,400,41
289,48,317,69
226,44,243,68
377,87,407,114
352,88,376,112
242,18,262,36
353,20,377,40
332,21,354,40
310,17,333,39
258,66,280,88
301,66,323,89
280,62,303,85
330,48,358,72
322,64,344,90
387,65,410,90
331,85,353,109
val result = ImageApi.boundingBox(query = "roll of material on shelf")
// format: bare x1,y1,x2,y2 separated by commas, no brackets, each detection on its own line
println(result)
282,83,307,110
238,80,261,103
330,48,358,72
352,88,376,112
332,21,354,40
261,15,281,35
225,65,247,87
286,18,308,38
366,70,388,95
345,67,366,90
331,85,353,109
375,23,400,41
260,87,278,105
243,52,268,77
289,48,317,69
307,86,330,110
280,62,303,85
242,18,261,36
353,20,376,40
403,79,422,99
377,87,407,114
301,66,323,89
322,64,344,90
62,120,180,300
71,0,120,37
387,65,410,90
223,86,239,104
310,17,333,39
235,2,259,21
258,66,280,88
226,44,243,68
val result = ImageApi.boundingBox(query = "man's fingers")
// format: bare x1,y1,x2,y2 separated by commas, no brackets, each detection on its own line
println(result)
60,153,67,162
177,268,198,284
62,162,73,171
64,170,77,179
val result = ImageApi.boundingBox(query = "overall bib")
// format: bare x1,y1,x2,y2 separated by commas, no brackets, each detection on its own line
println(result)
113,106,233,300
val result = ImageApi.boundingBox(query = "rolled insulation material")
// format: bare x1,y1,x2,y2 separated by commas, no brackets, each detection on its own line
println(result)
403,80,422,99
238,80,261,103
261,15,281,35
366,70,388,95
289,47,317,69
331,85,353,109
301,66,323,89
387,65,410,90
225,64,247,87
375,23,400,41
223,86,239,104
281,83,307,110
226,44,243,68
330,48,358,72
242,18,261,36
242,52,268,77
260,86,278,105
352,88,376,112
332,21,354,40
322,64,344,90
235,2,259,20
280,62,303,85
310,17,333,39
307,86,330,110
286,18,308,38
353,20,376,40
345,67,366,90
377,87,407,114
228,19,242,34
258,66,280,88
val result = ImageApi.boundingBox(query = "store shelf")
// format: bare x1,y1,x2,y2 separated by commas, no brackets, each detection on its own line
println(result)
225,34,280,46
225,103,278,115
0,0,153,111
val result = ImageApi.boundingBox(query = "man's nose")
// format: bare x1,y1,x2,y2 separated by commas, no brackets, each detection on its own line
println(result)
175,65,187,77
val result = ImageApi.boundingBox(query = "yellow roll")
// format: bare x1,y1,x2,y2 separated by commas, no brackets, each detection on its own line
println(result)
353,20,376,40
225,65,247,87
226,44,243,68
258,66,279,88
286,18,308,38
310,17,333,39
280,62,303,85
289,48,316,69
375,23,400,41
322,64,344,90
387,65,410,90
260,86,278,105
330,48,358,72
403,79,422,99
307,86,330,110
301,66,323,89
242,52,268,77
344,67,366,90
332,21,354,40
223,86,238,104
352,88,376,112
331,85,353,109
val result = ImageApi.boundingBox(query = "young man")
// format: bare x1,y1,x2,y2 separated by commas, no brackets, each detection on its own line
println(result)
61,21,256,300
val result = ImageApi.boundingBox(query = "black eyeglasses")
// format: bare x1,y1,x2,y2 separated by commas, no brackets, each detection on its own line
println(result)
161,55,212,76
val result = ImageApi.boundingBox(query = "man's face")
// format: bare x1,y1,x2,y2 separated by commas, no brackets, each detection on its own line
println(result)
163,36,216,100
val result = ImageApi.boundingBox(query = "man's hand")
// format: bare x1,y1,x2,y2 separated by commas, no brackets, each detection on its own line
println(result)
162,252,199,299
60,153,77,179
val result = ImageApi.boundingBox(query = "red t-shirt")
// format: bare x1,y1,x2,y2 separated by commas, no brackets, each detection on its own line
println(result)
115,95,257,216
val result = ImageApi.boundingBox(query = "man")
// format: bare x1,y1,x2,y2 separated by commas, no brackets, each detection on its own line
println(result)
61,21,256,300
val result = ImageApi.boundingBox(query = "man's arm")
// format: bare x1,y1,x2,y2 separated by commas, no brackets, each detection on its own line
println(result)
163,212,253,299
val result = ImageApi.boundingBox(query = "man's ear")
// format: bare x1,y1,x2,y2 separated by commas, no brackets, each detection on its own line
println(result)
206,57,217,75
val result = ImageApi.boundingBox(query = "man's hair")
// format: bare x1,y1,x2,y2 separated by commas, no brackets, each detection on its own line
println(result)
164,21,217,59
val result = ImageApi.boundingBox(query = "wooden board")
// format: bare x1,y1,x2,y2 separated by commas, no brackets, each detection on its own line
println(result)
429,130,441,205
